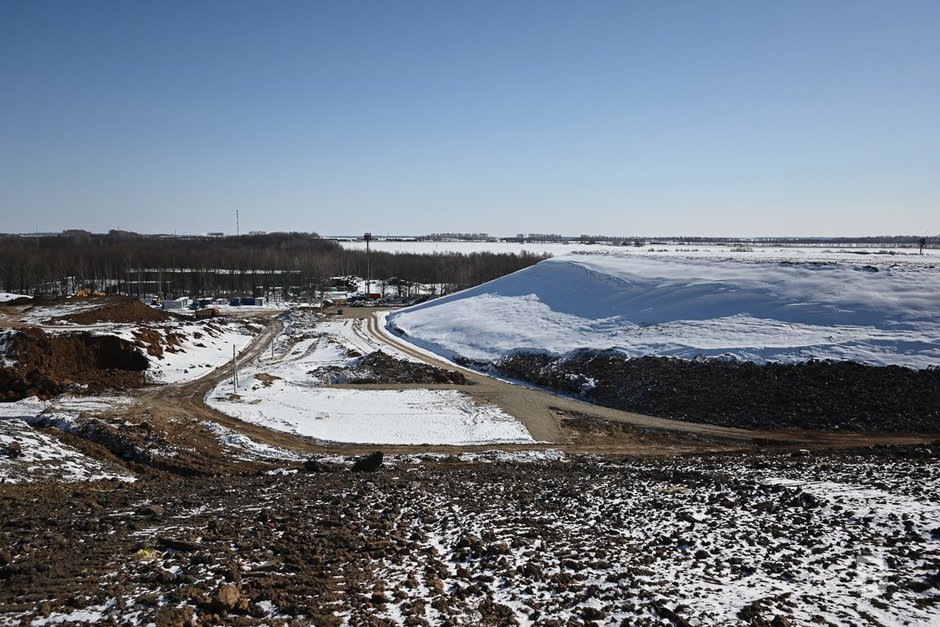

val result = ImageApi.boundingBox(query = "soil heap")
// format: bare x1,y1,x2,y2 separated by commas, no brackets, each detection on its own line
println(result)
54,298,169,325
0,328,149,400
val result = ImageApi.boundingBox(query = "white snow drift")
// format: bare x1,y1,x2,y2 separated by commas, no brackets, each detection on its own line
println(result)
387,253,940,369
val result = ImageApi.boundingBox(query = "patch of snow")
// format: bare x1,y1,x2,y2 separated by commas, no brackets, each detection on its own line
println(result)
201,421,304,462
109,319,258,384
0,410,135,484
206,314,533,445
0,292,30,303
209,386,533,445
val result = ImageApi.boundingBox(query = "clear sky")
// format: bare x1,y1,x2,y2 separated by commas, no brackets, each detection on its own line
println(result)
1,1,938,237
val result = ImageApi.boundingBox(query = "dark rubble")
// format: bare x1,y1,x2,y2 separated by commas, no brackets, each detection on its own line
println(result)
1,447,938,626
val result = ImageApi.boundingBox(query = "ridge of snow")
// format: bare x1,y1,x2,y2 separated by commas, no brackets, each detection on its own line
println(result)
387,253,940,368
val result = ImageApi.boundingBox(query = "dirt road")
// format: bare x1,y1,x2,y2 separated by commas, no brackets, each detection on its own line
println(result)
352,308,938,453
72,306,939,472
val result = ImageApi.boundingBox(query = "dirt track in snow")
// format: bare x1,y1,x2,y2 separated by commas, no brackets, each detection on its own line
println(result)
352,308,937,454
112,306,938,468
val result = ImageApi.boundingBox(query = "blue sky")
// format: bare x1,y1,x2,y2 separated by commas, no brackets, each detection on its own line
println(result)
1,1,938,237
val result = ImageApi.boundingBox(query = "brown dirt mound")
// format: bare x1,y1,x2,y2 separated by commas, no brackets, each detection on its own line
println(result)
131,327,188,358
0,328,149,400
56,298,169,324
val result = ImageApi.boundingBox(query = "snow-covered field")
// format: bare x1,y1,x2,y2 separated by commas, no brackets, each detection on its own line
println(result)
388,252,940,369
338,238,939,261
206,313,534,445
337,239,615,256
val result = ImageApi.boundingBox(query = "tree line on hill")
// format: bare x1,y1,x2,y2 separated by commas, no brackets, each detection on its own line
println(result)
0,231,548,299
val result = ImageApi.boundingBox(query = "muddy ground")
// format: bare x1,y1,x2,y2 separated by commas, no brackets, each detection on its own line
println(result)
1,447,939,626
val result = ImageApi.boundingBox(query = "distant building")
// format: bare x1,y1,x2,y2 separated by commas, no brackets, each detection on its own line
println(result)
162,297,191,310
206,232,225,238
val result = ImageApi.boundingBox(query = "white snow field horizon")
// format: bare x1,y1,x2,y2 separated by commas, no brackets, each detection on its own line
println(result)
387,251,940,370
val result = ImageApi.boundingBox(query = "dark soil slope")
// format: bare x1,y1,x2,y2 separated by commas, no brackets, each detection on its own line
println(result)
0,329,148,400
496,350,940,432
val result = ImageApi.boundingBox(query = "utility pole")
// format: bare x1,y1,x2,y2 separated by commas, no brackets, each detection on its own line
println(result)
233,345,238,392
364,232,372,297
236,210,240,237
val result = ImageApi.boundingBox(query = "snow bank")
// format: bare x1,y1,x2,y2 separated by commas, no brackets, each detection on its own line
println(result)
0,292,30,303
388,253,940,368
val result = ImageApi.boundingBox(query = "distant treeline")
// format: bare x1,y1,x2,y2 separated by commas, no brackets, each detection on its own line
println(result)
0,231,548,298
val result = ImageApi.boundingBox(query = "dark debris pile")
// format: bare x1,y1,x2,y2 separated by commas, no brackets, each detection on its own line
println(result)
495,350,940,432
319,351,467,385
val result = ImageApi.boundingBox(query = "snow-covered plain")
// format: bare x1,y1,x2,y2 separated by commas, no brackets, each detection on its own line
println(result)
206,314,534,445
337,239,612,256
338,238,940,261
388,252,940,369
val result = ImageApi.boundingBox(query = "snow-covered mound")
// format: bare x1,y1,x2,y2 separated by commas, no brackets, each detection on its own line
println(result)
387,254,940,369
0,292,30,303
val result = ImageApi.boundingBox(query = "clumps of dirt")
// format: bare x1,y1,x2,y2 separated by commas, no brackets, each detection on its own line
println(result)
0,328,149,400
317,351,467,385
254,373,280,387
131,327,187,358
55,297,169,324
495,350,940,432
2,447,937,626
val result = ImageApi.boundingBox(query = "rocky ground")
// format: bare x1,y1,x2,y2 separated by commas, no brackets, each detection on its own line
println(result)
494,351,940,432
1,447,938,626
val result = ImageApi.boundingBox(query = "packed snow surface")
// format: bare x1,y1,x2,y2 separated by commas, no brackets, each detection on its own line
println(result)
207,314,533,445
388,252,940,369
